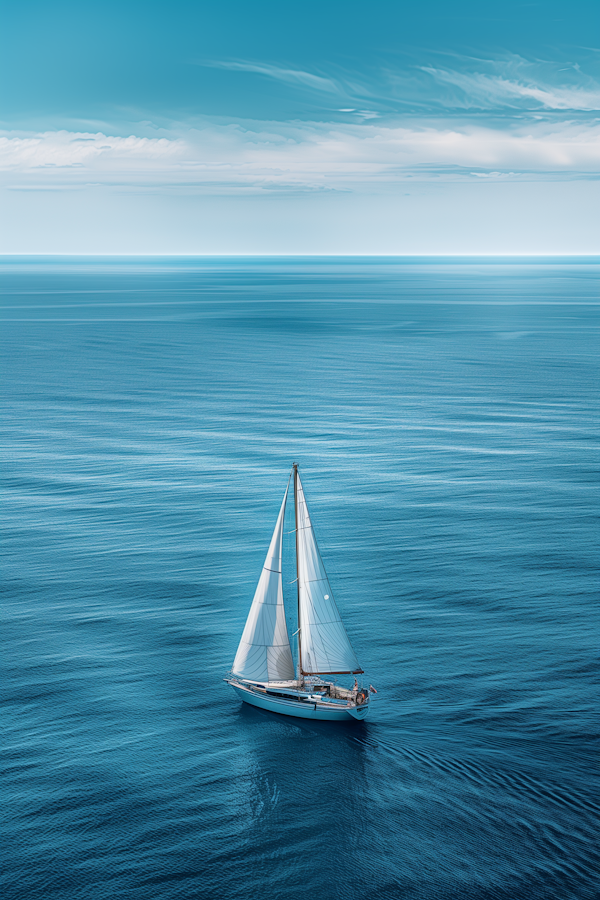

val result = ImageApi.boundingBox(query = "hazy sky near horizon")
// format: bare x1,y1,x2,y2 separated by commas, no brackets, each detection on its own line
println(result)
1,0,599,254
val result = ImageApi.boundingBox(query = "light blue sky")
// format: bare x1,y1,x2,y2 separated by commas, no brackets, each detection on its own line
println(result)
1,0,599,253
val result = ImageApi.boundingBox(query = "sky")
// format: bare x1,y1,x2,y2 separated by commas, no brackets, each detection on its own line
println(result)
1,0,599,254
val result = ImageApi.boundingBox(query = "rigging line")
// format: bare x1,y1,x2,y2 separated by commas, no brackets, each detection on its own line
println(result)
264,567,281,573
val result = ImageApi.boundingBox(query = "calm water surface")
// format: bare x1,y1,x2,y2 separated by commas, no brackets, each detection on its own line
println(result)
2,257,599,900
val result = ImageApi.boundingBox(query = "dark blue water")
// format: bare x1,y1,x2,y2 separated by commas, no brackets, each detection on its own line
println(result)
2,257,599,900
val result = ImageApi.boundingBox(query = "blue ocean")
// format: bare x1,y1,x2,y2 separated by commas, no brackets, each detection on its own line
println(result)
2,257,599,900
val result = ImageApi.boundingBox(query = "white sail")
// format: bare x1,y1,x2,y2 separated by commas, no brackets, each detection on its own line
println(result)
296,473,363,675
232,486,295,684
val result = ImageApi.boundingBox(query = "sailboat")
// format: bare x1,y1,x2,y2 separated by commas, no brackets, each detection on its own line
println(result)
225,464,372,721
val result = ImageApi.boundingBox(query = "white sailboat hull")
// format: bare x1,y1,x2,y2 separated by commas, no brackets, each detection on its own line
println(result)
228,682,370,721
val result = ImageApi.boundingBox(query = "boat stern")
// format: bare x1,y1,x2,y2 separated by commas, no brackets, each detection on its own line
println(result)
347,701,370,720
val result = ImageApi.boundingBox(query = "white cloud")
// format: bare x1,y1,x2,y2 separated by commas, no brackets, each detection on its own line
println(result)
0,131,183,170
1,120,598,193
198,60,340,94
209,55,600,115
422,66,600,111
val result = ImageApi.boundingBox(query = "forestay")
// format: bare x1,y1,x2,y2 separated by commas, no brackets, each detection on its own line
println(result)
296,473,363,675
232,486,296,683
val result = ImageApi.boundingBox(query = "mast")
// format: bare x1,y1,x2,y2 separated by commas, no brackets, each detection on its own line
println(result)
293,462,303,683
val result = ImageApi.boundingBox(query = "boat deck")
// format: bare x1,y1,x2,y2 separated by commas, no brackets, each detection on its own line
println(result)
225,677,370,720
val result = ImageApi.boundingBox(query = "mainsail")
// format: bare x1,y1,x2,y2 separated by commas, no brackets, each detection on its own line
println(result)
295,472,363,675
232,486,295,683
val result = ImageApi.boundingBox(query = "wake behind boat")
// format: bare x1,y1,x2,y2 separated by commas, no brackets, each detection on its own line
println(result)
225,464,373,721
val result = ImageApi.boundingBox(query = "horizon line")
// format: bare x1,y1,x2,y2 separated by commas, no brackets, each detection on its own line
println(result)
1,253,599,259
